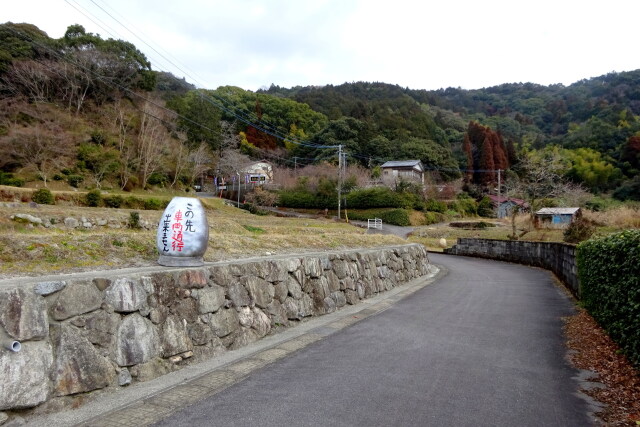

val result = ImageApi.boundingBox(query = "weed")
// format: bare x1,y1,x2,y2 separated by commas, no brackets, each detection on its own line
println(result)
242,225,265,234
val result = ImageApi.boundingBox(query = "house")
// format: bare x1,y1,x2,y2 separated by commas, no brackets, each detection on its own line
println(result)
241,160,273,184
487,195,529,219
380,160,424,187
534,207,582,228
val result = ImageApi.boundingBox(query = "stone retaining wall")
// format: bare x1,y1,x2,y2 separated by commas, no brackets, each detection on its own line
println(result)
444,238,579,297
0,244,430,413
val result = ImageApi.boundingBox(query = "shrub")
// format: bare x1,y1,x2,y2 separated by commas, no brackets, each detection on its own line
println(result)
128,211,142,229
563,217,595,244
123,196,143,209
0,172,24,187
278,190,323,209
67,175,84,188
31,188,54,205
143,198,164,210
103,195,124,208
346,187,402,209
425,198,447,213
147,172,169,187
423,211,446,225
84,189,102,207
477,196,494,217
245,187,278,207
577,230,640,367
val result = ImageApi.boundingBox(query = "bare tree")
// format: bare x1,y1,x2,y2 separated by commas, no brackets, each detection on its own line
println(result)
111,101,136,190
216,148,251,177
168,132,189,188
3,123,72,186
187,143,214,187
1,60,54,102
135,100,171,188
505,152,580,238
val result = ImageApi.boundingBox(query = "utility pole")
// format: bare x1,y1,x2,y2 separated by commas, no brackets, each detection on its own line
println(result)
236,172,240,208
337,145,342,221
293,156,297,172
497,169,502,198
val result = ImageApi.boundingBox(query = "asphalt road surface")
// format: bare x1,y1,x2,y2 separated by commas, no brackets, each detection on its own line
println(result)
153,253,594,427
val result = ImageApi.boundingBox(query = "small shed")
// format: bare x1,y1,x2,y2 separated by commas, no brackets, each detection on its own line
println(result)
380,160,424,187
487,195,529,219
535,207,582,229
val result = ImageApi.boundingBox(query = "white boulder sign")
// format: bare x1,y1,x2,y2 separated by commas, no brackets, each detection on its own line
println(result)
156,197,209,266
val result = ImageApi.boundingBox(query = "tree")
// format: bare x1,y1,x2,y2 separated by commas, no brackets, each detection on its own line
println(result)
463,121,509,186
77,143,119,188
3,123,72,186
136,101,171,188
186,143,214,187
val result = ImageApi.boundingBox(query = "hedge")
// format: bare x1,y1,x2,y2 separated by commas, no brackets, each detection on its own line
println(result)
345,187,403,209
347,208,411,226
278,191,327,209
577,230,640,366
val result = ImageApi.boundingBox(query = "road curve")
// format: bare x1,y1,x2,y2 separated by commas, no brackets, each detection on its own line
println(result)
154,253,594,427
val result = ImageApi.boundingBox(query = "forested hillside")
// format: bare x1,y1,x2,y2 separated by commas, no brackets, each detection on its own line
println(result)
1,21,638,201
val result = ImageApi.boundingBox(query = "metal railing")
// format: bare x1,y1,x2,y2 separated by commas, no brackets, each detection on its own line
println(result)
367,218,383,230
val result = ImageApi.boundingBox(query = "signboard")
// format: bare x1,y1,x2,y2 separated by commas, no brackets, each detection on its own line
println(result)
156,197,209,266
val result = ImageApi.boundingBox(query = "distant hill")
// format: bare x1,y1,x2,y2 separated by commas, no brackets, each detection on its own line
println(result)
1,21,638,199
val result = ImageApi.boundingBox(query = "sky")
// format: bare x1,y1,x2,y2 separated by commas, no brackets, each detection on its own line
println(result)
3,0,640,92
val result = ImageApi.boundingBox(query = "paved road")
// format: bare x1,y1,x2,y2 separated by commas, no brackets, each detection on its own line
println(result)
153,254,594,427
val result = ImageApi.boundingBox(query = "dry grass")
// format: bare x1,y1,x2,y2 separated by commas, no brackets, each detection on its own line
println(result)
583,206,640,229
0,196,404,279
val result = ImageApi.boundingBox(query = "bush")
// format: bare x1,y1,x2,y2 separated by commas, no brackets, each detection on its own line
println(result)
84,189,102,207
147,172,169,187
0,172,24,187
346,187,402,209
563,217,595,243
67,175,84,188
278,190,324,209
448,199,477,216
425,198,447,213
121,196,140,209
424,211,446,225
143,198,166,210
128,211,142,229
103,195,124,208
245,187,278,207
477,196,494,217
31,188,54,205
577,230,640,367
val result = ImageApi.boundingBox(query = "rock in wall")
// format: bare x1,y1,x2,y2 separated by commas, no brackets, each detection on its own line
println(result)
0,244,430,412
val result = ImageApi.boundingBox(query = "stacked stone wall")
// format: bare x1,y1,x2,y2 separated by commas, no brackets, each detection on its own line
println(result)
444,238,579,296
0,244,430,412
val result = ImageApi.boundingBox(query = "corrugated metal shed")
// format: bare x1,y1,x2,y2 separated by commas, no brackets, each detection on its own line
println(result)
380,160,423,169
535,208,581,215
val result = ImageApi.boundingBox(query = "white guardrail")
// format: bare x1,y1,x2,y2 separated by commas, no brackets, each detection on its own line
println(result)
367,218,383,230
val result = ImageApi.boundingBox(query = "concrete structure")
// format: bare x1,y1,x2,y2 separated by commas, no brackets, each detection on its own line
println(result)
535,207,582,229
0,244,431,415
487,195,529,219
242,161,273,185
380,160,424,187
444,238,579,297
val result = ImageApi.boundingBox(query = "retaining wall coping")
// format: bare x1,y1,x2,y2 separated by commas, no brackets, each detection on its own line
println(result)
0,243,424,291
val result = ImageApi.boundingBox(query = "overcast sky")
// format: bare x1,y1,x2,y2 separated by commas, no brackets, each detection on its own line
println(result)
4,0,640,92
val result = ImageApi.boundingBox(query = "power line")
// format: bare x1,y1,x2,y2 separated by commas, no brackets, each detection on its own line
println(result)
63,1,334,150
